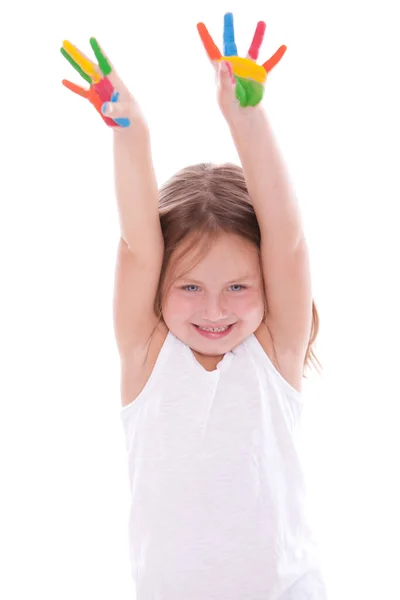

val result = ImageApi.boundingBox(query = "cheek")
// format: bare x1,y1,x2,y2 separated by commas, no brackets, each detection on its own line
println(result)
163,290,195,318
233,290,264,315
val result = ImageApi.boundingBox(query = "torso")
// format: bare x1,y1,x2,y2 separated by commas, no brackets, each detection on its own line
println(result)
120,321,304,408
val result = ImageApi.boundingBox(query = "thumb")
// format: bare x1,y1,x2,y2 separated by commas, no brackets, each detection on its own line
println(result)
101,98,127,118
101,96,131,127
101,97,131,128
218,60,236,88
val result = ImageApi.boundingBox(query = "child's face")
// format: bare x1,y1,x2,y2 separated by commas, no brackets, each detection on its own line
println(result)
162,233,265,355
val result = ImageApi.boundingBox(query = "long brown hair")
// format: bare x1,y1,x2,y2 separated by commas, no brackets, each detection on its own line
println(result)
153,162,321,377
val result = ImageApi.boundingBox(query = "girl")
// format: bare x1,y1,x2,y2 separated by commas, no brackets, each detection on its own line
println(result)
83,17,326,600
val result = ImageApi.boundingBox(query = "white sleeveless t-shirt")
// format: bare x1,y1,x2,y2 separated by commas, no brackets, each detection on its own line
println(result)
120,331,327,600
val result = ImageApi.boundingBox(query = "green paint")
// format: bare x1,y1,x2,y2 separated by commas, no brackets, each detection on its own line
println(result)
90,38,112,76
60,47,92,84
234,76,246,107
235,76,265,107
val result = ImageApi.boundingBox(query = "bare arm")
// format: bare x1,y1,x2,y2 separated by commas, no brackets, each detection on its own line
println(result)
227,106,312,358
103,89,164,354
113,124,164,257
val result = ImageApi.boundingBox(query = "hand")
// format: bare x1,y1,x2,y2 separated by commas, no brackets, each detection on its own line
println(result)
61,38,146,130
197,13,286,119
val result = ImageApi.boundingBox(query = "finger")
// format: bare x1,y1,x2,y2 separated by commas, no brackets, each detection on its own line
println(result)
89,37,112,77
88,91,123,127
62,40,101,83
62,79,90,98
223,12,238,57
219,60,235,86
247,21,266,61
60,48,92,84
90,38,124,90
101,99,130,119
196,22,222,61
101,100,131,128
262,45,287,73
106,91,131,127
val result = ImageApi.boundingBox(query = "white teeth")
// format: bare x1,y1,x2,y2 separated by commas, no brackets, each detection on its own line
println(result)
198,325,229,332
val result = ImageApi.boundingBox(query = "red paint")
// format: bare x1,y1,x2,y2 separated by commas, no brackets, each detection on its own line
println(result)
248,21,266,60
93,77,114,102
62,79,115,126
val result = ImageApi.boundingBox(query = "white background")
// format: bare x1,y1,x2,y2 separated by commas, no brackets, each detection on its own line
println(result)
1,0,399,598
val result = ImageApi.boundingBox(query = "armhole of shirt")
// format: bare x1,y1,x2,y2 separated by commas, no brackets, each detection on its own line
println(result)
245,333,304,403
120,330,174,419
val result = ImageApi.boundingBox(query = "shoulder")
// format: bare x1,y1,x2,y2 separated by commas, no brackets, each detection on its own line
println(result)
253,320,305,394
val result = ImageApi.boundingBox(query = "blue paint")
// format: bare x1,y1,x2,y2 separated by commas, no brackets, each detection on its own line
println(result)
223,13,238,57
114,117,131,128
102,92,131,128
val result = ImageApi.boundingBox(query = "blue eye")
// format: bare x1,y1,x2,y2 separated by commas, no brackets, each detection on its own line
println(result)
181,284,246,292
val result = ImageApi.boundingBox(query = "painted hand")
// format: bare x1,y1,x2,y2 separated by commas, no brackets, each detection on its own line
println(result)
61,38,134,128
197,13,286,114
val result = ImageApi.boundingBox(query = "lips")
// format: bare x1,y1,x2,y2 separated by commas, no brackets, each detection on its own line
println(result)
192,323,235,339
197,325,230,331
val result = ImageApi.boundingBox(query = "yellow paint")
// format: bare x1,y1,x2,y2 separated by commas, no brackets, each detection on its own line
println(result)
62,40,101,83
219,56,266,83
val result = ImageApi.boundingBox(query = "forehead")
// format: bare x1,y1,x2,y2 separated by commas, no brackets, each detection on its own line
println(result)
175,233,261,281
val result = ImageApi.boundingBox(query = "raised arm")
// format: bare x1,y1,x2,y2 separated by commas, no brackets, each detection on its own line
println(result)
112,123,162,254
102,79,164,355
111,119,165,357
197,14,312,360
61,38,164,356
92,44,165,355
227,107,312,359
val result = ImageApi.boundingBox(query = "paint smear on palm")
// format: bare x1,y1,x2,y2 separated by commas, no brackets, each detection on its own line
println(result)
197,13,286,107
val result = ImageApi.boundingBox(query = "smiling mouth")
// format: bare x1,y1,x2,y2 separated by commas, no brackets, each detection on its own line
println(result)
195,325,231,332
192,324,236,337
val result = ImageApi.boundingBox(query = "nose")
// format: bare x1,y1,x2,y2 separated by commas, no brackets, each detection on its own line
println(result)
200,294,228,322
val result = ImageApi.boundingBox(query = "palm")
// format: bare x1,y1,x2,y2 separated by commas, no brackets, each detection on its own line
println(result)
197,13,287,110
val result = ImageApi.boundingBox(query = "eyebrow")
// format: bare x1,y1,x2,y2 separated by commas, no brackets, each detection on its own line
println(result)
179,275,254,285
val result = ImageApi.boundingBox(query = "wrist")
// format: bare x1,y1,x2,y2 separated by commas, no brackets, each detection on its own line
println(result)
225,102,265,126
113,116,150,143
225,104,267,142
